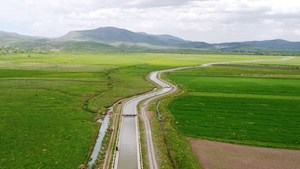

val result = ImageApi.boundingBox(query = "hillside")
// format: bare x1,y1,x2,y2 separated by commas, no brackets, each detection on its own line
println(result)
0,27,299,53
59,27,187,46
0,31,40,46
215,39,300,51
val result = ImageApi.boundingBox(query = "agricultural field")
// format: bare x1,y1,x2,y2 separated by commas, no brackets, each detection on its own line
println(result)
1,1,300,169
0,54,156,169
167,62,300,149
190,139,300,169
0,51,276,168
0,73,101,168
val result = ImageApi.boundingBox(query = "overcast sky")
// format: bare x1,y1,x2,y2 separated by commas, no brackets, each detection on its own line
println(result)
0,0,299,43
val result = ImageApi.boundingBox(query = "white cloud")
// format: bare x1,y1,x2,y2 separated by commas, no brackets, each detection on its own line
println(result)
0,0,299,42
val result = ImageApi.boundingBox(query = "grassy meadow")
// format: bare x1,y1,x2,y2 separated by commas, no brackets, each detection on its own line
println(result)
167,63,300,149
0,51,290,168
0,70,104,168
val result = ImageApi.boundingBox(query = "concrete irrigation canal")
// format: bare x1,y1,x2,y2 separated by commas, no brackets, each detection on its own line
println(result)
114,70,174,169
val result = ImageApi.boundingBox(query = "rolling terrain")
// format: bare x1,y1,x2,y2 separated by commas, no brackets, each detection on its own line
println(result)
0,27,299,53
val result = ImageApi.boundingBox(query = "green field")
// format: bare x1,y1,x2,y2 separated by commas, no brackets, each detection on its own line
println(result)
167,63,300,149
0,52,277,168
0,58,157,168
0,70,104,168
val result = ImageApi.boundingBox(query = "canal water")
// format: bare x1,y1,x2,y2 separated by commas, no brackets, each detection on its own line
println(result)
87,110,111,169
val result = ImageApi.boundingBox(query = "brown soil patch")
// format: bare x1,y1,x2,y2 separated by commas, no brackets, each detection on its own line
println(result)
147,111,155,118
190,139,300,169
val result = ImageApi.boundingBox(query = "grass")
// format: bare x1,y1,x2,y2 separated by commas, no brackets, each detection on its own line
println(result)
0,64,156,168
149,92,202,169
139,114,150,169
167,64,300,149
0,51,289,168
0,51,282,67
0,79,100,168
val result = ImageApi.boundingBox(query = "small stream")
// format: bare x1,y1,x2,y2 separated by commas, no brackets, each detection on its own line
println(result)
87,107,112,169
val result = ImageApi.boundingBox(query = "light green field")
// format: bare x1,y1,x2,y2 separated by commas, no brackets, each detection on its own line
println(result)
167,62,300,149
0,51,288,168
0,52,282,68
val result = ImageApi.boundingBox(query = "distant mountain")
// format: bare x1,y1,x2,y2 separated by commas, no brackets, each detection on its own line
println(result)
60,27,187,46
175,41,212,48
0,31,40,46
0,31,36,40
0,30,119,51
0,27,299,53
214,39,300,51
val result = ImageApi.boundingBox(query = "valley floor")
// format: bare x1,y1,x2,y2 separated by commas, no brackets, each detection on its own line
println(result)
1,51,298,169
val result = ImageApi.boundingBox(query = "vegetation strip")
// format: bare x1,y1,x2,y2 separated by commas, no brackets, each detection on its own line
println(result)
189,92,300,100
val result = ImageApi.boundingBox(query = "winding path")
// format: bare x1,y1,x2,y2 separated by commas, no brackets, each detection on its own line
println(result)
114,56,294,169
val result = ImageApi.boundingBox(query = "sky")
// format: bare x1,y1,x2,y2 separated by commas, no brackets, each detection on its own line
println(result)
0,0,299,43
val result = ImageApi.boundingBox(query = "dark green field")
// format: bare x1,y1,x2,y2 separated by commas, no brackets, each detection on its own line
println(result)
168,64,300,149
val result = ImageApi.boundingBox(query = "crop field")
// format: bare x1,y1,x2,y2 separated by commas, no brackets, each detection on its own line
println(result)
168,63,300,149
0,51,278,168
0,70,104,168
190,139,300,169
0,55,160,168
